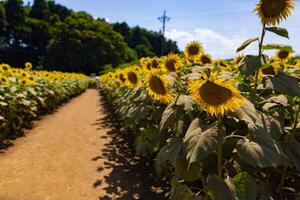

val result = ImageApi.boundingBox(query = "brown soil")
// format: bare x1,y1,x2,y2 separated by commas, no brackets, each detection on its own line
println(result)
0,89,166,200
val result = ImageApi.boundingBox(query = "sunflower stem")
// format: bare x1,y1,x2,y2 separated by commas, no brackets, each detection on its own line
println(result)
292,103,300,136
279,165,288,200
254,23,266,98
217,115,223,178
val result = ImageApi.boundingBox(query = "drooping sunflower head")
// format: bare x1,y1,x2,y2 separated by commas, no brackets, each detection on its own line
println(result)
274,49,292,61
184,41,203,60
144,69,173,103
189,73,245,116
0,76,9,85
163,53,182,73
260,62,281,76
200,54,213,65
254,0,296,26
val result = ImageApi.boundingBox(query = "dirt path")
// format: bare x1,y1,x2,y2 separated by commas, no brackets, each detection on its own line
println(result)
0,89,166,200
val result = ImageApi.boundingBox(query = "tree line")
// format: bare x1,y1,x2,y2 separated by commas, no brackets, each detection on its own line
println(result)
0,0,179,74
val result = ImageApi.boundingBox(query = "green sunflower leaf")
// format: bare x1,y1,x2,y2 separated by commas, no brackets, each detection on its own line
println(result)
236,37,259,53
280,134,300,171
266,71,300,97
263,43,294,52
170,178,195,200
266,27,289,39
233,172,257,200
239,55,264,76
236,122,289,168
205,175,245,200
184,121,219,164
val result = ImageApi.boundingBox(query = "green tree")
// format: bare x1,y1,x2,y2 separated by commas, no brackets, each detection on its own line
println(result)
4,0,26,46
29,0,50,20
0,4,8,48
43,12,136,74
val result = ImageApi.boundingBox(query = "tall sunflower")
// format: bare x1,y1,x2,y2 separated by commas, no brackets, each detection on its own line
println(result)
189,73,245,116
274,49,292,61
184,41,203,60
254,0,296,25
163,53,182,73
144,69,173,103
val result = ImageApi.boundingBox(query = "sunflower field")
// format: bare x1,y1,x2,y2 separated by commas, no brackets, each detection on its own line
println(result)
0,63,93,141
99,0,300,199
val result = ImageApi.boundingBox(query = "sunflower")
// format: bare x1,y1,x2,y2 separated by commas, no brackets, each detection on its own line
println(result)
25,62,33,70
189,73,245,116
200,54,213,65
274,49,292,61
254,0,296,26
0,76,9,85
184,41,203,60
28,76,35,82
144,69,173,103
260,63,280,75
126,69,140,87
216,59,230,69
232,54,244,65
0,64,12,76
19,78,30,86
150,58,160,69
118,72,127,86
163,53,182,73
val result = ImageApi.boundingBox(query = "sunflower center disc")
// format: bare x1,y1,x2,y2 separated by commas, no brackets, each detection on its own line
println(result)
151,60,159,69
201,55,212,64
188,45,200,56
119,74,126,82
262,66,275,75
165,60,176,72
278,50,289,59
199,81,232,106
262,0,285,17
128,72,138,84
149,76,167,95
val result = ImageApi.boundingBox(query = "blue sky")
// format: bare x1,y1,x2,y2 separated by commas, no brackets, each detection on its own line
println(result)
25,0,300,58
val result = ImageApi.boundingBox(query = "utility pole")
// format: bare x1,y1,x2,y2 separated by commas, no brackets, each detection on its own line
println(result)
158,10,170,37
158,10,170,55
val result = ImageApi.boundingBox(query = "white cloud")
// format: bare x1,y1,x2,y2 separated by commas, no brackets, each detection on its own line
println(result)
165,28,257,59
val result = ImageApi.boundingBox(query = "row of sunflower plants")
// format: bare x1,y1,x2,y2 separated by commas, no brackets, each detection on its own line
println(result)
0,62,94,140
99,0,300,199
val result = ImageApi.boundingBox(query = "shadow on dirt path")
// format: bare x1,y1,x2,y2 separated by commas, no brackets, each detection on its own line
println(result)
92,95,168,200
